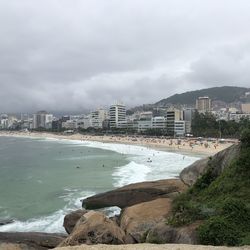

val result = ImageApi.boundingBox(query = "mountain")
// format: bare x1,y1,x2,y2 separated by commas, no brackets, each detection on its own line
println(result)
155,86,250,106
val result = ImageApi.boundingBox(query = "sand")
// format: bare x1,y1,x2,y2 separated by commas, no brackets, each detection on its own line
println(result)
54,243,250,250
0,131,237,156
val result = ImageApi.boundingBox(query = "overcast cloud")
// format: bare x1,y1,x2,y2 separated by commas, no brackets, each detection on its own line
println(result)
0,0,250,113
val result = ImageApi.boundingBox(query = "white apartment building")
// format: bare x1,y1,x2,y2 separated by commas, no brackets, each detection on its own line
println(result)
175,121,186,136
137,120,152,132
33,111,53,129
0,119,8,129
140,111,153,120
109,103,126,128
152,116,167,129
62,120,78,129
91,108,107,129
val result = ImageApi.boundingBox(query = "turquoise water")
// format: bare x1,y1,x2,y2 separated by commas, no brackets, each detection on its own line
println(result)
0,136,128,220
0,135,199,233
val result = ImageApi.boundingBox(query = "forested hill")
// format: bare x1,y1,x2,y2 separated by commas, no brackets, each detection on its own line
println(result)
155,86,250,106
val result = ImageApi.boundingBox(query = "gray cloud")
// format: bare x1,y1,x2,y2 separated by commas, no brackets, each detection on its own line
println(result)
0,0,250,113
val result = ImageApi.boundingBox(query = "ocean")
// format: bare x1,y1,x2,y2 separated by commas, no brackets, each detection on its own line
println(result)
0,135,199,233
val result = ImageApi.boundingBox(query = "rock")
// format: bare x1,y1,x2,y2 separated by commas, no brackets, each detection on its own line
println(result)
0,232,66,250
119,198,172,243
59,211,126,246
146,221,201,244
179,158,209,186
0,242,36,250
180,144,240,186
82,179,187,209
63,209,88,234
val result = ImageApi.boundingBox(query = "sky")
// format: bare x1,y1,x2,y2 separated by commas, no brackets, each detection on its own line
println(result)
0,0,250,113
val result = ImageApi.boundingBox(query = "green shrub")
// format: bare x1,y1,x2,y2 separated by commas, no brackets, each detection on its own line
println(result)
241,233,250,245
240,128,250,148
198,216,241,246
219,198,250,230
193,167,217,191
168,193,207,226
237,148,250,172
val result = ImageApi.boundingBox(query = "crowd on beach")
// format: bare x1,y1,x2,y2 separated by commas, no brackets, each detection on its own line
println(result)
0,130,238,156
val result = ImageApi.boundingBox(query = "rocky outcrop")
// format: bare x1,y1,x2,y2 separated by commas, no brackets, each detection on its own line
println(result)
82,179,187,209
146,221,201,244
63,209,88,234
0,243,35,250
0,232,65,250
119,198,172,243
59,211,126,246
180,144,240,186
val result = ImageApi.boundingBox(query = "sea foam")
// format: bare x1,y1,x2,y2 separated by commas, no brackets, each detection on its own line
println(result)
0,191,95,233
0,137,200,233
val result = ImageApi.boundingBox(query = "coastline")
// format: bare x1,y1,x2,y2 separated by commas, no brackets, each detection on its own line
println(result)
0,130,237,157
0,132,247,249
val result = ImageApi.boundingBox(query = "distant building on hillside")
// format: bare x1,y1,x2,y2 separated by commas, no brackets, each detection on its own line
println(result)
196,96,211,113
241,103,250,113
109,103,126,128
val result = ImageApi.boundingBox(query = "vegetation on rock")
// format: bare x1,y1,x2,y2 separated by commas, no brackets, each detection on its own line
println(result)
168,129,250,246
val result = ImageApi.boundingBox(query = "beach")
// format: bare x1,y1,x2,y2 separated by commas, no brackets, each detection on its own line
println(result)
0,131,237,156
0,133,199,233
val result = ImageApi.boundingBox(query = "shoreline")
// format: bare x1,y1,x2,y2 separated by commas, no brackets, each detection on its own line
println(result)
0,131,237,157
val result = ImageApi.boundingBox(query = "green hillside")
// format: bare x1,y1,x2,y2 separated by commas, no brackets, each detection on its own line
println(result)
169,129,250,246
155,86,250,106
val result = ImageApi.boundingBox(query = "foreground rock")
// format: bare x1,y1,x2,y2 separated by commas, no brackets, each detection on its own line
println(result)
180,144,240,186
120,198,172,243
82,179,187,209
63,209,88,234
59,211,127,246
146,221,201,244
0,243,36,250
0,232,65,250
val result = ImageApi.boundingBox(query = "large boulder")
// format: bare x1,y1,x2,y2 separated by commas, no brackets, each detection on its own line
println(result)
82,179,187,209
0,243,37,250
180,144,240,186
63,209,88,234
146,221,200,244
59,211,126,246
0,232,65,250
119,198,172,243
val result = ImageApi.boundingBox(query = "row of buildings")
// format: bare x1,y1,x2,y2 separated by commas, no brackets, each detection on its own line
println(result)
1,97,250,136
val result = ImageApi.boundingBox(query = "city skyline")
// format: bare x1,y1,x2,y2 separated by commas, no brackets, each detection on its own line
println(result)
1,1,250,112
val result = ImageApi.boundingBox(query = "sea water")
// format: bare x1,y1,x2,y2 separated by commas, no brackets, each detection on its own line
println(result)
0,136,199,233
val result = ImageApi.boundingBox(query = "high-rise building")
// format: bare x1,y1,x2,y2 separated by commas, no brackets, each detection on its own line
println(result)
166,109,184,136
196,96,211,113
91,108,107,129
109,103,126,128
33,111,53,129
